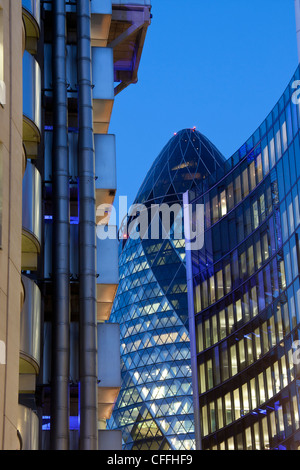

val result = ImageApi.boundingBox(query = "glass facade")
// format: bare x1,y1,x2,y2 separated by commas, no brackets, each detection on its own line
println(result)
188,65,300,450
108,128,226,450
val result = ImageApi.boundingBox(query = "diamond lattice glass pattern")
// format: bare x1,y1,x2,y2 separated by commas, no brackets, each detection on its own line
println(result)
108,129,226,450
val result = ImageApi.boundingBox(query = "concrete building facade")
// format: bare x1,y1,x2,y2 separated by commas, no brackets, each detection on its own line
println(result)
0,0,24,451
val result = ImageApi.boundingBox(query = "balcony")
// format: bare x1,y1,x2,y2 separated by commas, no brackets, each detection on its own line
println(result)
96,227,119,322
19,275,41,394
92,47,114,134
97,323,121,421
17,405,39,450
22,162,42,271
95,134,117,224
23,51,41,159
22,0,40,54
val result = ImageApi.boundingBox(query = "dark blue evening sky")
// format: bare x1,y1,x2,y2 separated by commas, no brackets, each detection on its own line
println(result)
109,0,298,216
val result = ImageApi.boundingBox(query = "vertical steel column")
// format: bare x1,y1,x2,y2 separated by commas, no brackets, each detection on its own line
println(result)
77,0,98,450
50,0,70,450
183,191,202,451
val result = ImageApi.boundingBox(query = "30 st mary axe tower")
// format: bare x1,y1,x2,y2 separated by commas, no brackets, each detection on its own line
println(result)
108,128,226,450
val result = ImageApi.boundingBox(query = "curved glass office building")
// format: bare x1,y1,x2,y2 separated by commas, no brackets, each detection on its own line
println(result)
108,128,226,450
186,65,300,450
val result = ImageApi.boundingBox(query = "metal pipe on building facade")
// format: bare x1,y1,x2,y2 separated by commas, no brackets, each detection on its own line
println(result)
77,0,98,450
50,0,70,450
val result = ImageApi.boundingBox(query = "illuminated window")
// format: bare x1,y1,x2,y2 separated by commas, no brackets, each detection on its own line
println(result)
204,319,211,349
263,145,269,175
255,328,261,359
249,161,256,191
245,427,252,450
269,411,277,442
277,404,284,435
217,397,223,429
266,366,273,400
252,200,259,229
246,334,253,364
242,383,250,414
293,394,299,429
234,174,242,204
227,437,234,450
253,422,261,450
221,343,229,381
194,284,201,313
219,309,226,339
242,168,249,198
239,339,246,369
227,304,234,332
262,417,270,450
247,245,255,275
281,355,288,387
197,321,203,353
260,193,266,218
293,191,300,228
227,181,234,211
269,138,276,168
212,194,219,224
262,233,269,262
256,154,263,182
258,372,265,404
250,286,258,317
281,121,288,152
279,259,286,289
212,314,218,344
224,264,231,294
236,299,242,322
288,196,295,235
207,359,213,389
230,344,238,376
269,316,276,347
240,251,247,278
209,402,216,433
201,279,208,309
209,274,215,304
199,363,206,394
273,362,280,394
255,239,262,269
276,129,282,159
202,406,208,436
250,378,257,409
220,190,227,217
216,269,224,300
224,393,232,425
233,388,241,420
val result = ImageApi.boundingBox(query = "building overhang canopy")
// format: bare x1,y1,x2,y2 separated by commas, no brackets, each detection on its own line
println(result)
109,4,151,95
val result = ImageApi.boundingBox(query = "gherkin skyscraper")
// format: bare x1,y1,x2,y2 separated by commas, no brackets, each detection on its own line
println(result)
108,128,226,450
